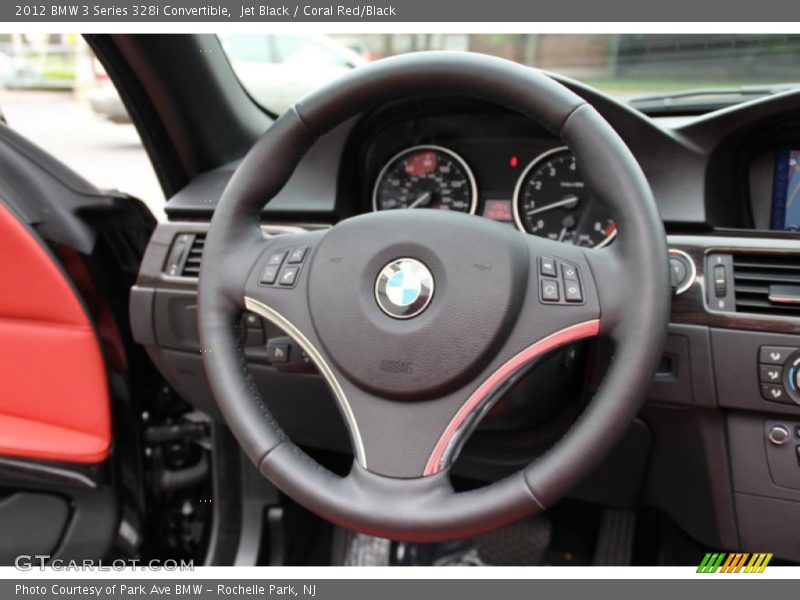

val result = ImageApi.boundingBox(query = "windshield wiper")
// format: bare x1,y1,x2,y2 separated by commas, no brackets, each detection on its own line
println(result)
629,83,800,115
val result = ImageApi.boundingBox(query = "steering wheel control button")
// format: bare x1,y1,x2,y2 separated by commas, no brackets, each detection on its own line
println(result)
536,259,584,304
266,339,290,363
278,266,300,287
564,280,583,303
266,250,288,267
287,246,308,264
759,346,797,365
768,425,791,446
243,312,261,328
244,328,265,347
374,258,434,319
561,263,578,281
259,264,280,285
541,279,560,302
539,256,557,277
264,337,315,373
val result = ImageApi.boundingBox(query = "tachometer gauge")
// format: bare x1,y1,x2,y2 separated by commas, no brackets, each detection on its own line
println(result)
512,147,616,248
372,145,478,214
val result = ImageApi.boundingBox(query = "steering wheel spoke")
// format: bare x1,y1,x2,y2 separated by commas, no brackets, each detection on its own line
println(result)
419,234,603,476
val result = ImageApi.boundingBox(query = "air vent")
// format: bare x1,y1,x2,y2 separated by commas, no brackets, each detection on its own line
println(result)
163,233,206,278
180,233,205,278
733,253,800,317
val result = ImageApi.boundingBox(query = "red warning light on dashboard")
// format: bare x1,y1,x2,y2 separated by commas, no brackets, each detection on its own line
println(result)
509,155,519,168
482,199,513,222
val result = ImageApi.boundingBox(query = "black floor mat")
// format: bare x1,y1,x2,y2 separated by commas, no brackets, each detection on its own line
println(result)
339,516,552,566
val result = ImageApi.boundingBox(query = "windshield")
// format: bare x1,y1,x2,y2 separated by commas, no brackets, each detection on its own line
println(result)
219,33,800,115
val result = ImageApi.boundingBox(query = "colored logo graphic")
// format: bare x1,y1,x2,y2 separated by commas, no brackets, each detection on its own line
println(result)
374,258,434,319
697,552,773,573
386,270,422,307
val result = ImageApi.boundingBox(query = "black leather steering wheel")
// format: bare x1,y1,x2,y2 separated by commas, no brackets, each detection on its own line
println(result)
198,52,670,542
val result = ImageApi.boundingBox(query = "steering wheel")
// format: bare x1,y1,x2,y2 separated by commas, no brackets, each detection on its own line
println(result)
198,52,670,542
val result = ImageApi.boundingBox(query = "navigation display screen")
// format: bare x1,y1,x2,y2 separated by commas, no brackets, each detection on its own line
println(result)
771,149,800,231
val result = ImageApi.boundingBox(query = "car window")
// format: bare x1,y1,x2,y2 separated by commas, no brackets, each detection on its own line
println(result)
272,34,350,67
220,33,800,116
0,34,165,220
218,34,274,63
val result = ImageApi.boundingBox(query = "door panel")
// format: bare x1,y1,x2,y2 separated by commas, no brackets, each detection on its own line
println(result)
0,491,70,564
0,203,111,463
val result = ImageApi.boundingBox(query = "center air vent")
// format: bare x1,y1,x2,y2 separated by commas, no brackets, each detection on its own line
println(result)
733,253,800,317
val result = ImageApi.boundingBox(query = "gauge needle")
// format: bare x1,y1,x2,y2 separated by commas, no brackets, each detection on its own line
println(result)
408,192,432,209
526,194,579,217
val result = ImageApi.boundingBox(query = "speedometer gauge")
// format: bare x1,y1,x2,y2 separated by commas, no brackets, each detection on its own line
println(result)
372,145,478,214
512,147,617,248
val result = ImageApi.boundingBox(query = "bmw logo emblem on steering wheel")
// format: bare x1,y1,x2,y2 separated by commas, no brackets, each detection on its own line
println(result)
375,258,434,319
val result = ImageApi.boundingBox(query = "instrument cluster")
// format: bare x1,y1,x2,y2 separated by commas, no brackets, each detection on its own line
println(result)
369,133,616,248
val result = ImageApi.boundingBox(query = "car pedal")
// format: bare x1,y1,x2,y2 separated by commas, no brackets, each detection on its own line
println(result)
343,531,391,566
592,508,636,566
266,507,285,566
473,516,552,566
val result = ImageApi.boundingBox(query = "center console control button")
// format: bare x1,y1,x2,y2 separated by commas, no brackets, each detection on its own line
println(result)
759,346,797,365
768,425,791,446
758,346,800,406
760,365,783,384
761,383,789,404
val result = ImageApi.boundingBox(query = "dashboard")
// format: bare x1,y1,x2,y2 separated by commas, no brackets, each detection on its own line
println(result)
365,131,800,246
134,80,800,562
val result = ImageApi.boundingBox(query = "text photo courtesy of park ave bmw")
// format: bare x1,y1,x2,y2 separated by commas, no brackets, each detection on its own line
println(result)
15,584,318,597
